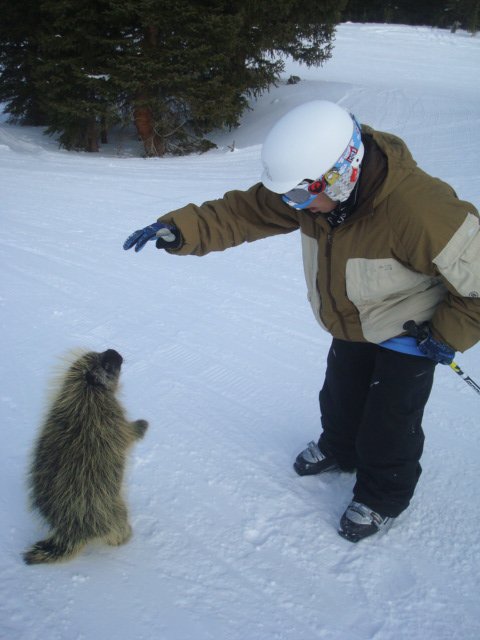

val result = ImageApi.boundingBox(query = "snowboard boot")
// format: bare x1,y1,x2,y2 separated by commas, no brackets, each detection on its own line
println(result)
293,441,340,476
338,501,393,543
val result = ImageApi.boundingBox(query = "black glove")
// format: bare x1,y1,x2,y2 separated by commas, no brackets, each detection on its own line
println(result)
403,321,455,365
123,222,182,253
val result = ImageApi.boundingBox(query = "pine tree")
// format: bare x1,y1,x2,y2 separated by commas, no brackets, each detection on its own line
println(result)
34,0,125,152
469,0,480,33
110,0,347,156
1,0,345,155
447,0,480,32
341,0,478,28
107,0,242,156
0,0,46,125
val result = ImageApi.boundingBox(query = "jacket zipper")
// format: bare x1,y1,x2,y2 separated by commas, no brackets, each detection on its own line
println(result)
324,229,352,340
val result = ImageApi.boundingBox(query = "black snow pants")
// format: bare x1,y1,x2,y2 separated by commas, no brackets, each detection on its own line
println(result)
318,338,436,518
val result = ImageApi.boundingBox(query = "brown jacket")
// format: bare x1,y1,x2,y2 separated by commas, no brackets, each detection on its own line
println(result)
159,126,480,352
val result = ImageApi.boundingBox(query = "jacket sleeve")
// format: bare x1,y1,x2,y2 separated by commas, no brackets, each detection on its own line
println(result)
157,183,300,256
389,171,480,352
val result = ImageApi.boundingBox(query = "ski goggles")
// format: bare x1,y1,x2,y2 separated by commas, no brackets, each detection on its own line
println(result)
282,117,364,209
282,179,326,210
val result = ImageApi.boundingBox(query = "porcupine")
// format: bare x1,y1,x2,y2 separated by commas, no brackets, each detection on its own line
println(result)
23,349,148,564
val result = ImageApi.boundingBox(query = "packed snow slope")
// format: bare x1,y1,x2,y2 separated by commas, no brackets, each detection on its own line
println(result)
1,23,480,640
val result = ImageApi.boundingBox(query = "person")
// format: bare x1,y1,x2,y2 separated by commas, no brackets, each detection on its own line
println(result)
124,100,480,542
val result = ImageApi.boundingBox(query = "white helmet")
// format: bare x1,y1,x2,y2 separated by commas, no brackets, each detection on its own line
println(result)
261,100,364,204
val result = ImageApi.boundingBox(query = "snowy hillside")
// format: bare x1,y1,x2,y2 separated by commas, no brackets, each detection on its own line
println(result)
1,22,480,640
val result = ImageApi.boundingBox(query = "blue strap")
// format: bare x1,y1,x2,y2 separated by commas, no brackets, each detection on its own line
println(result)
379,336,428,358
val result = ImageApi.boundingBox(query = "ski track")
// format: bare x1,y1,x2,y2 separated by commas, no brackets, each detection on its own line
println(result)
1,22,480,640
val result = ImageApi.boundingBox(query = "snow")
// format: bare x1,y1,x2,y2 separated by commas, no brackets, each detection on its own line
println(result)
1,22,480,640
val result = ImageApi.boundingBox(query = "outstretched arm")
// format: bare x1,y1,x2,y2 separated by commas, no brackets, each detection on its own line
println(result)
124,183,300,257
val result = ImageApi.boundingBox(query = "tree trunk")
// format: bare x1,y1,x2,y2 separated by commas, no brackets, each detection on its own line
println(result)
133,26,165,157
100,116,108,144
85,117,99,152
133,101,165,156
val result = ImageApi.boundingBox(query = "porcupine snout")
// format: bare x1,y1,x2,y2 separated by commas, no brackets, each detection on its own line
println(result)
101,349,123,373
